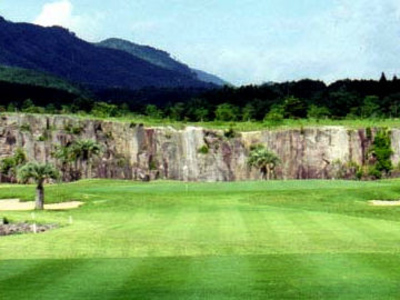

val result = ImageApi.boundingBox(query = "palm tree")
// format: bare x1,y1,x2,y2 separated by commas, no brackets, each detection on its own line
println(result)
248,145,281,180
17,162,60,210
52,145,74,180
70,139,102,178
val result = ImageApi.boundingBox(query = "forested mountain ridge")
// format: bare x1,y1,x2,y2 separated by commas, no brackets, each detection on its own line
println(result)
0,17,216,91
97,38,228,86
97,38,194,76
0,65,83,94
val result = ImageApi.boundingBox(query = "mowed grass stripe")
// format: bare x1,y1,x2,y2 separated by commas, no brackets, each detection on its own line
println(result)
295,253,400,299
241,210,285,253
291,211,376,253
262,208,312,253
160,207,200,256
217,207,249,252
0,259,144,300
2,254,400,299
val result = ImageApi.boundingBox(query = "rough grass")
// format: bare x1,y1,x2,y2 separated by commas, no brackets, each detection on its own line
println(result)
1,179,400,299
5,112,400,131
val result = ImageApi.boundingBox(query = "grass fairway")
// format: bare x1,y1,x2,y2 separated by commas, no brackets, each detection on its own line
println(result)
1,179,400,299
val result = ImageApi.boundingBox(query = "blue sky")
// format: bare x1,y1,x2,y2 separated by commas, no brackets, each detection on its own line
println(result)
0,0,399,85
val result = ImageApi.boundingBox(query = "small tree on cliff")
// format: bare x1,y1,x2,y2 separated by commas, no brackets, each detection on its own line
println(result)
0,148,27,182
248,145,281,180
52,145,79,181
17,162,60,210
70,139,102,178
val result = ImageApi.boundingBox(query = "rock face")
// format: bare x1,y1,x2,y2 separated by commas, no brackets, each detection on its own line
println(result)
0,114,398,182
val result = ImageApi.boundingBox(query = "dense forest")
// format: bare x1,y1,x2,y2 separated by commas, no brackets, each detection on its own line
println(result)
1,72,400,122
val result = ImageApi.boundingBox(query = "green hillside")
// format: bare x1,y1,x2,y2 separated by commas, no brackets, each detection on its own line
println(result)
0,65,82,94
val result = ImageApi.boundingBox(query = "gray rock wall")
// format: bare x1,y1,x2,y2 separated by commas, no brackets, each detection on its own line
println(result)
0,114,395,181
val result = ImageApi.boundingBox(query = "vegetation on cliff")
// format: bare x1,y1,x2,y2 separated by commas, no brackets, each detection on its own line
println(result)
247,145,280,180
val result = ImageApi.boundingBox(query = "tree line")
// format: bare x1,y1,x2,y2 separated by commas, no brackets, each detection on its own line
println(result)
1,73,400,121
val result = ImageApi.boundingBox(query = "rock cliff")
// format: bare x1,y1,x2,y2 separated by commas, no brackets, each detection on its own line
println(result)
0,114,398,181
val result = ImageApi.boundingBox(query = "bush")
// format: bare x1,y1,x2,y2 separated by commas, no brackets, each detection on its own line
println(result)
368,166,382,179
264,106,284,126
307,105,331,120
64,123,83,135
198,145,209,154
224,126,239,139
214,103,239,121
20,124,31,132
37,130,50,142
368,128,393,176
149,161,158,170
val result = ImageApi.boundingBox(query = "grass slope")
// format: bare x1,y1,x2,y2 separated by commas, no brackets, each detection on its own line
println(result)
1,180,400,299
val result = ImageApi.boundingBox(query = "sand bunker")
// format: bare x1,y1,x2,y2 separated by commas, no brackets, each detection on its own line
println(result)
369,200,400,206
0,199,83,211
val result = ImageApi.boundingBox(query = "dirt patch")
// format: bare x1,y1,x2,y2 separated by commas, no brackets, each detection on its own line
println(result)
369,200,400,206
0,223,58,236
0,199,83,211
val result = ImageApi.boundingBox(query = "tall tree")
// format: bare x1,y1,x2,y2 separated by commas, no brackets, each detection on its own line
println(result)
17,162,59,210
360,96,380,119
215,103,239,121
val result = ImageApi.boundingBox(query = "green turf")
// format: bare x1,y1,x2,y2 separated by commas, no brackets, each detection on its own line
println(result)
6,112,400,131
1,179,400,299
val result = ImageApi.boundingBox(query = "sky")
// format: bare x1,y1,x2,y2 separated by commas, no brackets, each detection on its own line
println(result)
0,0,399,85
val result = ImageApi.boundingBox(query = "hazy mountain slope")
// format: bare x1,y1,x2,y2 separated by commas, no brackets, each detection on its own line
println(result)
97,38,194,76
192,69,230,86
97,38,228,86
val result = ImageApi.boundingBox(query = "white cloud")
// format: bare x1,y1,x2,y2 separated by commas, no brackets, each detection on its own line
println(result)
34,0,74,28
33,0,103,41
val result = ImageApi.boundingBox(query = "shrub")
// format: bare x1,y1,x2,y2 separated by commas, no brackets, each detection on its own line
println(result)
214,103,239,121
37,130,50,142
224,126,239,139
64,123,83,135
356,168,364,180
307,105,330,120
368,128,393,177
149,161,158,170
368,166,382,179
264,106,284,126
20,124,31,132
198,145,209,154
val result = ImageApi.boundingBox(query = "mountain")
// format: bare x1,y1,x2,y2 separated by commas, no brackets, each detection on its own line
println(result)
97,38,194,76
0,17,215,91
97,38,228,86
192,69,230,86
0,65,83,94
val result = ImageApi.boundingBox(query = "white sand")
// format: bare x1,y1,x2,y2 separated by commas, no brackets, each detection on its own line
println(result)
369,200,400,206
0,199,83,211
